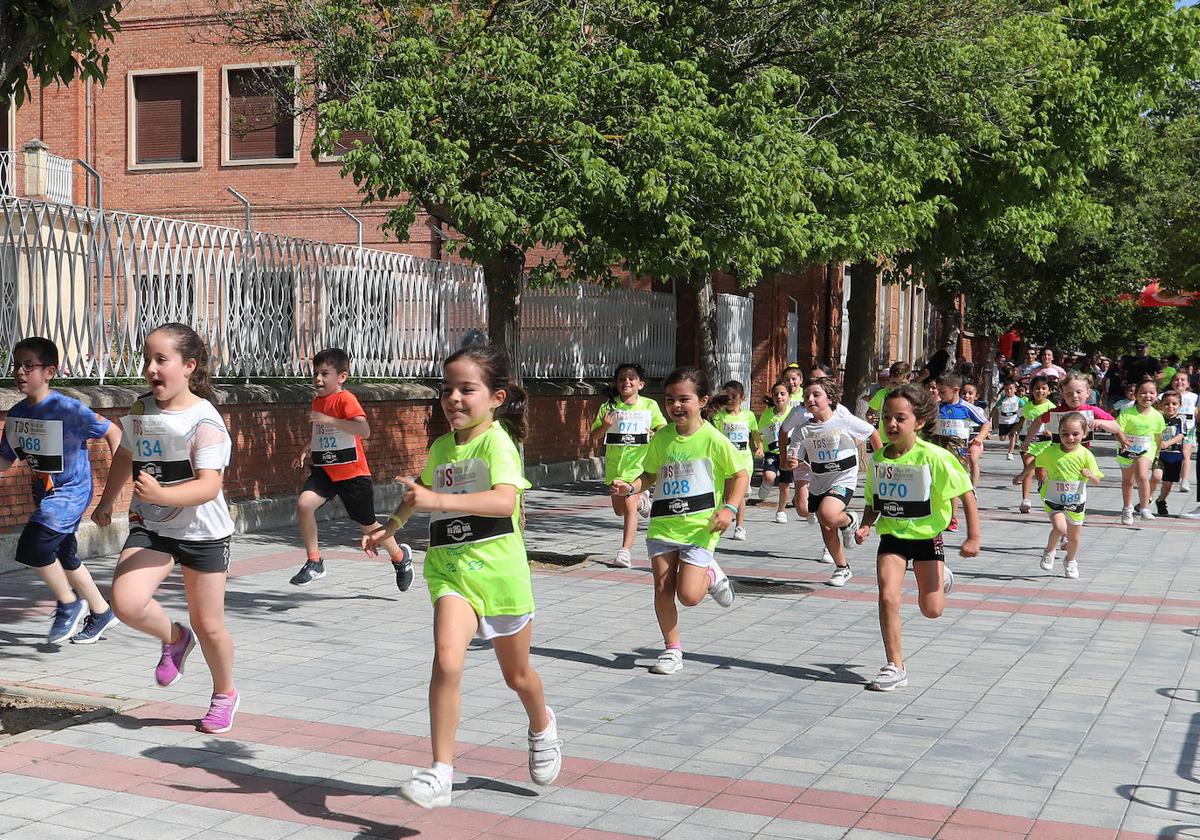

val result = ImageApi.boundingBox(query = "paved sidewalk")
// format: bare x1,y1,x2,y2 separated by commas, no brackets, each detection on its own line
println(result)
2,442,1200,839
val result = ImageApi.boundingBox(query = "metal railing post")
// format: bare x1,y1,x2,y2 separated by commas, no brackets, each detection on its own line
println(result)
338,208,365,363
228,188,252,383
77,160,106,383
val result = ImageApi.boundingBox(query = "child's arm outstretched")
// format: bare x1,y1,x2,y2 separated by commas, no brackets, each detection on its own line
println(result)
91,446,134,527
1093,417,1130,447
957,490,980,557
710,469,750,533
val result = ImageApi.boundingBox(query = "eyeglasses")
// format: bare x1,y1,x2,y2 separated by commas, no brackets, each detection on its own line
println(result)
11,362,48,373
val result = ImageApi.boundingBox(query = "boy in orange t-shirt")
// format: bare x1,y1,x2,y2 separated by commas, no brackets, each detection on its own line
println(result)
291,348,413,590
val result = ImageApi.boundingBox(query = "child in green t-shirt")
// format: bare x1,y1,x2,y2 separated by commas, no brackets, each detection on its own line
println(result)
711,379,761,541
589,362,667,568
611,366,748,677
366,345,561,810
1118,377,1166,524
854,384,980,693
757,381,794,521
1017,375,1054,513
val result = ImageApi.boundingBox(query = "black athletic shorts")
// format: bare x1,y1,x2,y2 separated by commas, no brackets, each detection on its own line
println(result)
303,468,377,526
124,526,231,573
761,452,794,484
998,422,1020,437
1157,458,1183,483
878,533,945,563
810,486,854,509
15,521,80,571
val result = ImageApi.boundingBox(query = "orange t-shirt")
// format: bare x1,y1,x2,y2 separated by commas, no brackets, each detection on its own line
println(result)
311,390,370,481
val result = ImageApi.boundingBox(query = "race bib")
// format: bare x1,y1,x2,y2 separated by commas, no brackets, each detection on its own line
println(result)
723,421,751,450
1126,435,1153,455
1182,393,1198,419
999,398,1021,424
429,457,514,547
872,463,933,519
310,423,359,466
5,418,64,474
1047,479,1086,512
936,418,971,439
803,433,856,474
761,420,782,452
605,409,652,446
124,416,194,485
651,459,716,517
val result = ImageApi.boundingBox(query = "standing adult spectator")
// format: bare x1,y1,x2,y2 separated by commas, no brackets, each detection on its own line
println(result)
1124,341,1160,383
1036,347,1066,381
1015,346,1041,379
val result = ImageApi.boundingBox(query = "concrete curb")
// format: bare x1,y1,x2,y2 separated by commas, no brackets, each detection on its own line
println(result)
0,682,141,747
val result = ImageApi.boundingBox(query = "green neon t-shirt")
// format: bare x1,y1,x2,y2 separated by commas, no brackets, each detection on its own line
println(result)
1035,445,1102,511
419,422,534,617
642,421,743,551
758,405,787,454
866,437,973,540
711,408,758,474
591,395,667,484
1117,406,1166,465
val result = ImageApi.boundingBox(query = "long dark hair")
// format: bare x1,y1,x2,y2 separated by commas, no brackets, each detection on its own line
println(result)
148,322,215,401
664,366,730,420
444,344,527,442
883,383,937,435
602,361,647,412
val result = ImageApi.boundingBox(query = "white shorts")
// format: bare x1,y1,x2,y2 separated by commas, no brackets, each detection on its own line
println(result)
646,539,715,568
436,592,534,640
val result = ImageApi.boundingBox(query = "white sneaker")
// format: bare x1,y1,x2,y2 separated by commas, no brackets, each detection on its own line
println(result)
399,767,453,809
1140,507,1155,521
637,492,651,519
1182,480,1192,493
942,566,954,594
1019,498,1031,514
1006,452,1014,461
1120,507,1134,525
773,511,788,524
1064,560,1079,579
1040,551,1055,572
732,526,747,541
828,565,852,587
1183,506,1200,519
806,513,817,526
757,483,772,502
820,547,834,564
840,510,860,549
614,548,632,568
649,648,683,674
707,560,735,607
868,662,908,691
528,708,562,786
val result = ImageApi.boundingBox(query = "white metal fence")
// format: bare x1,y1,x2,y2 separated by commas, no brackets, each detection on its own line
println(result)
0,197,676,381
716,293,754,401
0,149,74,205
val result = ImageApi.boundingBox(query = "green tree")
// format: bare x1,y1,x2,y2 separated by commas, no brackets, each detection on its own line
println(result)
1,0,122,105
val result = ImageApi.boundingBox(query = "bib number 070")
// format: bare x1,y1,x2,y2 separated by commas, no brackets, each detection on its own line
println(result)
877,481,908,498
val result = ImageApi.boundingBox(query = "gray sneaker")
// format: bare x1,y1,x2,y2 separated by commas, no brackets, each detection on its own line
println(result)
707,560,734,607
840,510,860,549
829,565,852,587
868,662,908,692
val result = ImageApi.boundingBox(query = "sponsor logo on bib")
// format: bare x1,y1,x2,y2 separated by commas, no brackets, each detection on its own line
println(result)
446,518,473,542
882,501,905,517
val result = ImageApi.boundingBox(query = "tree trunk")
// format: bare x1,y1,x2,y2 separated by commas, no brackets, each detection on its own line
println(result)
978,333,998,400
481,244,526,382
693,269,719,385
941,297,962,367
840,260,878,414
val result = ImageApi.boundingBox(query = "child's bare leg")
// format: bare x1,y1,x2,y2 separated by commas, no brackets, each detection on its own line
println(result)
296,491,325,558
876,554,907,666
651,552,682,646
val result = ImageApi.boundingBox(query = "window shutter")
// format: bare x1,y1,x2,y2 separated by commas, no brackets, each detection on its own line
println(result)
134,74,198,164
228,68,295,160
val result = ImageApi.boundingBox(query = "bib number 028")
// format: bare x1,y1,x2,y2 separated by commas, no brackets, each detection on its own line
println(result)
662,479,691,497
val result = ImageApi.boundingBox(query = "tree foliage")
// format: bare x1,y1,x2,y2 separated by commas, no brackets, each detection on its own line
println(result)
0,0,122,106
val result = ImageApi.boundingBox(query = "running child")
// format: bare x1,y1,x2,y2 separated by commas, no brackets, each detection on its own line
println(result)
782,365,813,523
1017,375,1054,513
92,323,240,734
290,348,413,589
1170,371,1196,492
589,362,667,567
854,384,979,691
0,337,122,644
1113,382,1136,413
712,380,760,540
611,366,745,676
363,345,562,808
1022,372,1128,469
784,378,881,586
1013,412,1103,579
1117,377,1165,524
959,381,989,485
993,379,1024,461
868,361,913,437
757,381,794,522
1151,390,1186,515
933,373,990,530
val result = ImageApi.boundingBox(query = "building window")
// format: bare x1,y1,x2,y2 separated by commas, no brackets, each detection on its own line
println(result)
223,64,298,164
127,69,202,169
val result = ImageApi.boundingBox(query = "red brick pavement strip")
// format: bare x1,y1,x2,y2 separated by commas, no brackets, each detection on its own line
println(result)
4,699,1155,840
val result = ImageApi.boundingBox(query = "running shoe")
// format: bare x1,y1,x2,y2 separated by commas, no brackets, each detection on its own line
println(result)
1182,506,1200,519
649,648,683,674
757,483,772,502
1019,498,1032,514
290,559,326,586
867,662,908,692
1182,480,1192,493
71,608,120,645
946,517,959,533
707,560,735,607
806,513,817,526
47,598,87,644
1064,560,1079,579
1156,498,1169,517
731,526,747,541
614,548,633,568
199,688,240,734
1140,507,1155,521
637,492,652,519
840,511,860,549
828,565,852,587
820,547,834,563
1006,452,1014,461
155,623,196,687
1040,551,1055,572
399,767,453,809
773,511,788,524
393,544,414,592
942,566,954,594
1059,534,1069,550
528,708,563,785
1120,507,1134,525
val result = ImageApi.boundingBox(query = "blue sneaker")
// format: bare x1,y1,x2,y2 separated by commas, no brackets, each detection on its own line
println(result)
393,544,414,592
47,599,87,644
71,608,120,645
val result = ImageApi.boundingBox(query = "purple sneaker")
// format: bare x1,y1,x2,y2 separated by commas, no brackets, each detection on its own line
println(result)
199,689,240,734
155,623,196,687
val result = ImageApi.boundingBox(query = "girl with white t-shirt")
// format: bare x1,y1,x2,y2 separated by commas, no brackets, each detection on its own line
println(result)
93,323,238,735
783,379,881,586
1171,371,1197,492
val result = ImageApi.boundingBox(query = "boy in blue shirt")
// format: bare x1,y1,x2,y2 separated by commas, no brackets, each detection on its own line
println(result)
0,338,122,644
934,373,990,532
